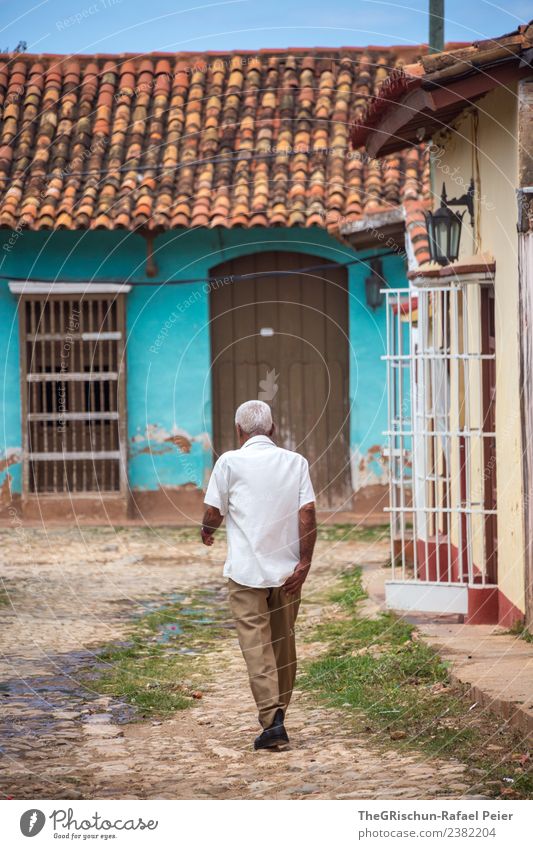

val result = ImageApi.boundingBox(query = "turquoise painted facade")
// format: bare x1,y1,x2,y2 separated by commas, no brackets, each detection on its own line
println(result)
0,226,407,497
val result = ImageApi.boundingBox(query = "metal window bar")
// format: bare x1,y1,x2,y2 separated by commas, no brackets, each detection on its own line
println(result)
19,294,126,495
383,284,497,590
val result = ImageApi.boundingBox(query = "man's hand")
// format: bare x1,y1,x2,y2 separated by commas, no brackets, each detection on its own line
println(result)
200,505,224,546
283,561,311,595
201,527,215,546
283,501,317,595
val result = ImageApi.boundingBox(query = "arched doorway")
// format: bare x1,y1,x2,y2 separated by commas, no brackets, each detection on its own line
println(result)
209,251,351,509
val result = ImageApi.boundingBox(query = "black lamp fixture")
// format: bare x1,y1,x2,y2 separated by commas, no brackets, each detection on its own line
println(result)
425,179,475,266
365,258,385,310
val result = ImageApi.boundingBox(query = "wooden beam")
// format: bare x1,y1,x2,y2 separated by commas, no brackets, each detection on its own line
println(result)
341,220,406,253
366,87,434,158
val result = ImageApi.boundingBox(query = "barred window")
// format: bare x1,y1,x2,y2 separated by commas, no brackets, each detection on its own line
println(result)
19,293,127,495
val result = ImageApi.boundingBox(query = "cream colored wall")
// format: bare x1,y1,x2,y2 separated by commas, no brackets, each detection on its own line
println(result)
431,84,525,614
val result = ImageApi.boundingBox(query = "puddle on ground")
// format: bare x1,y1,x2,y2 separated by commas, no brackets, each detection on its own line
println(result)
152,606,217,644
136,587,230,644
0,647,136,762
0,583,232,766
158,623,184,642
140,591,187,610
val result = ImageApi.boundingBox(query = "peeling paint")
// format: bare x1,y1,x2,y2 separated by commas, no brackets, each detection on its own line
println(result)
130,424,211,456
351,444,389,491
0,448,21,473
131,445,174,457
132,482,200,493
165,434,192,453
128,423,211,491
0,473,12,507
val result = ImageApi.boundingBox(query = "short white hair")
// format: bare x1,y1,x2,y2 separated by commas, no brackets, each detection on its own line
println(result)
235,400,273,435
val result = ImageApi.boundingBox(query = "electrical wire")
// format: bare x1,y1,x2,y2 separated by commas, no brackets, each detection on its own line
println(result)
0,251,400,288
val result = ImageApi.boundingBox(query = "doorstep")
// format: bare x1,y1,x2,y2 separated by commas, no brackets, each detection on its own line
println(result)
361,563,533,739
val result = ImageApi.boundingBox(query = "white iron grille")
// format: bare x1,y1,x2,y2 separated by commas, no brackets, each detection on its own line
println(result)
383,285,497,589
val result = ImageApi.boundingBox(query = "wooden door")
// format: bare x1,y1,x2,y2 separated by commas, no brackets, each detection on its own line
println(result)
209,252,351,509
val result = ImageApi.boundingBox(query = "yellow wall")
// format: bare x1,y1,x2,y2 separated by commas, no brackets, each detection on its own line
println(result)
431,84,525,614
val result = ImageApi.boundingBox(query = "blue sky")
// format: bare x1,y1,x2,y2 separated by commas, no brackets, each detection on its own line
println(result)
0,0,530,54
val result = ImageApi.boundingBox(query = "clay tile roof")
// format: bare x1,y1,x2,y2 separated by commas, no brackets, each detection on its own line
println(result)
0,46,433,233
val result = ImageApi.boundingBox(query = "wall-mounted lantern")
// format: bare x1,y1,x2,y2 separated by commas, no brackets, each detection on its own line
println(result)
424,180,475,265
365,258,385,310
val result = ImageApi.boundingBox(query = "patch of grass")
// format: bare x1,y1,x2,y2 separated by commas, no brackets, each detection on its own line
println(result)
0,588,10,606
300,567,533,798
507,620,533,643
91,646,193,714
82,593,230,719
317,523,389,543
329,566,369,608
115,525,227,543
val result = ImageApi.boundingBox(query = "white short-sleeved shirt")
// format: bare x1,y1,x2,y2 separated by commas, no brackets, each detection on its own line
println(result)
204,435,315,588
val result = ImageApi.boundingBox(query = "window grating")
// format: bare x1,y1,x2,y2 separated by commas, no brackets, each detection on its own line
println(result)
20,294,126,495
384,283,497,589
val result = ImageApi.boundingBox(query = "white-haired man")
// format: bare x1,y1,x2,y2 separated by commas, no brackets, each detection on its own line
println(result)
201,399,317,750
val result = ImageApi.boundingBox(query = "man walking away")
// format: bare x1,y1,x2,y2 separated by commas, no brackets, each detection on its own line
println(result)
201,399,317,750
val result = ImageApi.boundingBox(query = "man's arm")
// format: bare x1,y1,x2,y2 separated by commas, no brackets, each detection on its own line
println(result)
201,505,224,546
283,502,317,595
202,456,228,546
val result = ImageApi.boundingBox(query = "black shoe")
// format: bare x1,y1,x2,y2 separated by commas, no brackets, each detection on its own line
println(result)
254,709,289,751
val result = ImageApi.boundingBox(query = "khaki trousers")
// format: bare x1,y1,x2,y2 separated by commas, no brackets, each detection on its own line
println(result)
228,578,301,728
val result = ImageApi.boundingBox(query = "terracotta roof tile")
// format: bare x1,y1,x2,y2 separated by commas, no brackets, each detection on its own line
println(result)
0,47,431,232
404,198,431,265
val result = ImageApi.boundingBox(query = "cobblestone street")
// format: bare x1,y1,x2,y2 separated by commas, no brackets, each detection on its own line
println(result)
0,527,473,800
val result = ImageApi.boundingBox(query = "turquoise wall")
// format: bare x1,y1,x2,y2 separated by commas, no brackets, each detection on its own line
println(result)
0,280,22,494
0,227,407,495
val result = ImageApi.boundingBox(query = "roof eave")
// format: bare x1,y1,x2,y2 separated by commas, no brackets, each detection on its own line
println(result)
360,58,527,158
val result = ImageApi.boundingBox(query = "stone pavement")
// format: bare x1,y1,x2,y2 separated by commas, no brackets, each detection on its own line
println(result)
0,527,473,799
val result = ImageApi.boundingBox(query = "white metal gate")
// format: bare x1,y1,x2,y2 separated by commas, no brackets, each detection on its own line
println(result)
384,283,498,615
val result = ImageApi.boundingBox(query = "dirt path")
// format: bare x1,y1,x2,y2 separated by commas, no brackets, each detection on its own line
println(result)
0,527,470,799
